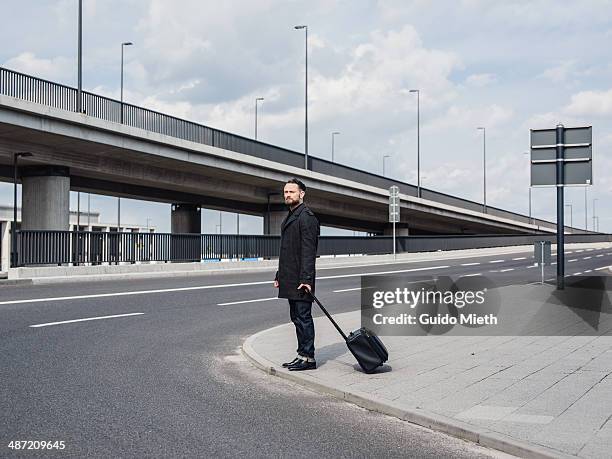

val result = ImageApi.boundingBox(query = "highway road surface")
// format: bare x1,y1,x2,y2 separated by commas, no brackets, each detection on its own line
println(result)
1,246,611,458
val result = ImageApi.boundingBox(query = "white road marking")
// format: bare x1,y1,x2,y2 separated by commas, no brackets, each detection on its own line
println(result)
526,265,537,269
333,287,364,293
462,273,482,277
319,265,450,280
568,259,578,262
607,253,612,256
584,270,593,273
595,266,610,271
573,272,583,276
566,251,573,254
583,256,592,260
460,262,480,266
576,250,584,253
512,257,527,261
30,312,144,328
489,260,505,264
551,262,557,265
218,297,281,306
596,254,604,258
0,265,450,306
499,268,515,272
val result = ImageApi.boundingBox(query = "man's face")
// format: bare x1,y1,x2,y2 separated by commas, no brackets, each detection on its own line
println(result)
284,183,304,206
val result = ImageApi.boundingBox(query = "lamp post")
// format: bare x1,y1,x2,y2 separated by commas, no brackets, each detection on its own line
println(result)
593,198,598,231
383,154,391,177
477,127,486,213
565,204,573,229
255,97,264,140
409,89,420,197
294,25,308,169
120,41,133,124
77,0,83,113
12,152,32,268
331,131,340,162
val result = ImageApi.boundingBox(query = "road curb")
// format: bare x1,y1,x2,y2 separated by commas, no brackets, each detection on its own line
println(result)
242,329,574,459
0,278,33,287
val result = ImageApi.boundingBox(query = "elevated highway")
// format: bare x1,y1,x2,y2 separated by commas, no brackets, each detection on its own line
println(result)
0,66,578,236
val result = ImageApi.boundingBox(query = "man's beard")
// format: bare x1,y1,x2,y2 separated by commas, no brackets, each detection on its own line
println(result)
286,197,299,206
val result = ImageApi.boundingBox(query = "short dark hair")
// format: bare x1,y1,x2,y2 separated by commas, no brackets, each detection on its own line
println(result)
286,178,306,192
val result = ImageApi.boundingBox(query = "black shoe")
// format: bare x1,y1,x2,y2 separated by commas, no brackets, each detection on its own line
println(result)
282,357,301,368
288,360,317,371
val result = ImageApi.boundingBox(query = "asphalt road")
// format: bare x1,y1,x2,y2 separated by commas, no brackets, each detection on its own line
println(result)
1,247,610,458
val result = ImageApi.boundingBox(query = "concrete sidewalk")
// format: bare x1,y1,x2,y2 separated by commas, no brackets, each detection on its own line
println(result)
243,283,612,459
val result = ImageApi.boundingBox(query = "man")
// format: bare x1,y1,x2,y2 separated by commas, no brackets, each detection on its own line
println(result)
274,178,320,371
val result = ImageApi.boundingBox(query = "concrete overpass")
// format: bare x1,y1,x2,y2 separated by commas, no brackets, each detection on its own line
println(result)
0,66,572,237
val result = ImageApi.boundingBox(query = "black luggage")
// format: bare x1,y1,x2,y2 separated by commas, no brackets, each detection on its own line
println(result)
308,292,388,374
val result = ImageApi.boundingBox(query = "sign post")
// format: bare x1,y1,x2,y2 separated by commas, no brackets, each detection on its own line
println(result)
534,240,552,284
530,125,592,290
389,186,400,260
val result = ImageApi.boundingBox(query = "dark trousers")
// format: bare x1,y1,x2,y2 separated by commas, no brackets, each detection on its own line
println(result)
289,299,315,359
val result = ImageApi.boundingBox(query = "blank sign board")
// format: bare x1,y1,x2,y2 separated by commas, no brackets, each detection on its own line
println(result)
530,126,592,186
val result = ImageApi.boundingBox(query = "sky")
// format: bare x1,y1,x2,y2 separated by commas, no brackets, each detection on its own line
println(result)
1,0,611,234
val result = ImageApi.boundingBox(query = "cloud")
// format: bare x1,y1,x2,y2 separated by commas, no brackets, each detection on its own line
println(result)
465,73,497,87
564,89,612,117
3,52,72,81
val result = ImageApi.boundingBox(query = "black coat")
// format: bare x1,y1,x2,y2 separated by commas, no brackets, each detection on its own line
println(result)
275,203,320,301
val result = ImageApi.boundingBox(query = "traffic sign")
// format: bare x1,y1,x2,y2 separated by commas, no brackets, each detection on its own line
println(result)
530,126,592,186
389,186,400,223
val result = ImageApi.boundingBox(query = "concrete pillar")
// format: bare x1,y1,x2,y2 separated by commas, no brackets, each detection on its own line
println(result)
171,203,201,262
383,225,410,236
171,203,201,234
21,166,70,230
263,210,286,235
1,222,9,272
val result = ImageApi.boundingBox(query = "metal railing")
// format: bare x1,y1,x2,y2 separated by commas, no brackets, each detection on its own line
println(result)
0,66,583,234
13,230,612,267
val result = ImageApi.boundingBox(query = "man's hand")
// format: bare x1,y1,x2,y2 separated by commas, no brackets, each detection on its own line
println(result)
297,283,311,293
274,280,279,288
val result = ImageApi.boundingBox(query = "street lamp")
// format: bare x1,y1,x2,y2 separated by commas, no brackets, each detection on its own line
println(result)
77,0,83,113
383,154,391,177
294,25,308,169
565,204,573,229
12,152,32,268
120,41,133,124
331,131,340,162
409,89,420,197
593,198,598,231
255,97,264,140
477,127,486,213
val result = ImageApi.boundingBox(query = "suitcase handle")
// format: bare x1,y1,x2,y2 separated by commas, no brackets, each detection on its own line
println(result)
303,288,348,341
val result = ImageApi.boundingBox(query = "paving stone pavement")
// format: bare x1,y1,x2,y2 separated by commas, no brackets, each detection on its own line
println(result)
244,283,612,458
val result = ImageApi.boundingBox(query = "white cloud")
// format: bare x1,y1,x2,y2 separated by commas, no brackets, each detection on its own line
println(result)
3,52,72,81
539,60,576,83
564,89,612,117
465,73,497,87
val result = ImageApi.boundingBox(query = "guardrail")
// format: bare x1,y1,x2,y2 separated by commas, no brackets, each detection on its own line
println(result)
13,230,611,267
0,66,586,234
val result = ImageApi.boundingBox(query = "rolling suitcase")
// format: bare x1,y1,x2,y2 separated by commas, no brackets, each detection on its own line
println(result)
308,292,389,374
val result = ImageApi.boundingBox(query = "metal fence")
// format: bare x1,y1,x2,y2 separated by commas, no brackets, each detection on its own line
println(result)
13,230,612,267
0,66,584,234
